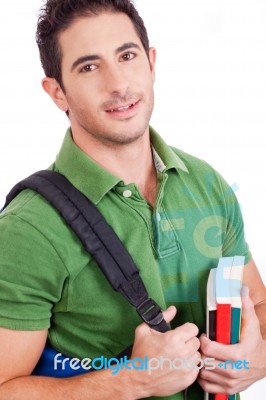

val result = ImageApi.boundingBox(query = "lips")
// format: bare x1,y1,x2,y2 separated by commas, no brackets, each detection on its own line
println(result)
105,100,139,113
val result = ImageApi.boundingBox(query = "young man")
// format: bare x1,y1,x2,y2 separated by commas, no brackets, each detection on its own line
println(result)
0,0,265,399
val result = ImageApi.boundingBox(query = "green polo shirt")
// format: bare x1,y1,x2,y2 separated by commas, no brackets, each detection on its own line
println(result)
0,127,251,399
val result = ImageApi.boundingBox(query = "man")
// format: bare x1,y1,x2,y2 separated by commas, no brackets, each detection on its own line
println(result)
0,0,265,399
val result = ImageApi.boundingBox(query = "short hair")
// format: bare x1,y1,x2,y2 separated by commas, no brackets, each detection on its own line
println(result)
36,0,150,90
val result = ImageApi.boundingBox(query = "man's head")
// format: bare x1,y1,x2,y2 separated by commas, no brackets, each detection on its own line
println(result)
37,0,156,147
36,0,150,90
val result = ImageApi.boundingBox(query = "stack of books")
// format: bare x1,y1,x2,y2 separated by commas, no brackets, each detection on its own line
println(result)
205,256,245,400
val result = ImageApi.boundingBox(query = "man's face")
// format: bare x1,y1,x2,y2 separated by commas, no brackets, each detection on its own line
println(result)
58,12,156,146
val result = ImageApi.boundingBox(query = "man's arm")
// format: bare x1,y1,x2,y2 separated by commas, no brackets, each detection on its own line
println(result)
198,258,266,395
0,328,48,385
0,307,200,399
243,258,266,338
255,300,266,339
0,326,136,399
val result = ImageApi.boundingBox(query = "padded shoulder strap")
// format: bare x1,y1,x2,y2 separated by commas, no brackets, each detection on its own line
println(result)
4,170,169,334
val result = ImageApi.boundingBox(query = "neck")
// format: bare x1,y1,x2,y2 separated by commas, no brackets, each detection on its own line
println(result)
71,126,158,207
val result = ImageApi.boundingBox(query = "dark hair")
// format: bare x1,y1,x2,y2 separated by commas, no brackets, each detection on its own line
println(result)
36,0,150,90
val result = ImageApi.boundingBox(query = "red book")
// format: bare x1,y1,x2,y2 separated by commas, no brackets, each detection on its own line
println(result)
215,303,231,400
214,257,233,400
216,303,231,344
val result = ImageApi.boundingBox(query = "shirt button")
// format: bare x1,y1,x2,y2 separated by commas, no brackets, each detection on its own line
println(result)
123,190,132,198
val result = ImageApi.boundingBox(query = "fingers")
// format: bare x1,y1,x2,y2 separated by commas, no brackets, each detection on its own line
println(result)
174,322,199,343
199,356,254,396
134,306,200,362
200,334,241,361
185,336,201,358
131,312,201,397
198,377,227,395
199,358,240,379
198,366,244,396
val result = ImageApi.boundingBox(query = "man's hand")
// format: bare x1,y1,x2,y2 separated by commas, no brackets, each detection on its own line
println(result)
198,287,266,395
129,306,200,398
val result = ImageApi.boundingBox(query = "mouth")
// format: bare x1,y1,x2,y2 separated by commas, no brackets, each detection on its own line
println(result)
105,100,140,115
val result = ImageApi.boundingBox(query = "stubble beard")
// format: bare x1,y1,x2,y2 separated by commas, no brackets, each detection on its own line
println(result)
70,91,154,148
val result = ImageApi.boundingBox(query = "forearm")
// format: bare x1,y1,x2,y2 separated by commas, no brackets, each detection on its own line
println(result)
0,369,139,400
255,299,266,339
255,299,266,378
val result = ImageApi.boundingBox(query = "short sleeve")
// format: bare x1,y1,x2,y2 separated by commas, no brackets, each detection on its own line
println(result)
0,214,68,330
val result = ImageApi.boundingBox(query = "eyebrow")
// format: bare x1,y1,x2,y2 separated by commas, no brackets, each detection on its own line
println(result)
115,42,141,54
71,42,142,72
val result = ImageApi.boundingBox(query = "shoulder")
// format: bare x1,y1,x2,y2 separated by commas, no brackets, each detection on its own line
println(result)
171,146,230,186
1,188,64,233
2,165,73,238
171,146,218,174
169,146,239,209
0,184,88,273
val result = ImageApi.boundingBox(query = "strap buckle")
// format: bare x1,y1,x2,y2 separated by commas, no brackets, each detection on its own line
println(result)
136,298,164,327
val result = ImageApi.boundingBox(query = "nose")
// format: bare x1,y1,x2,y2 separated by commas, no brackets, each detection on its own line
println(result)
103,63,129,95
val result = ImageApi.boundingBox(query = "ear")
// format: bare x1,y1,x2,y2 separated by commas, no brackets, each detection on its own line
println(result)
148,47,157,83
42,77,69,112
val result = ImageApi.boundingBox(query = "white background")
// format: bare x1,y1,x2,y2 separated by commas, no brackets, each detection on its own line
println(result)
0,1,265,397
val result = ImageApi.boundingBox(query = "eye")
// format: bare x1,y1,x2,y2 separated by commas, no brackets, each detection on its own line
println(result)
80,64,98,73
120,52,136,62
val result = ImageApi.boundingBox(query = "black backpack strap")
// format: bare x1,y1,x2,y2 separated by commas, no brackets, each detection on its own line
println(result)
4,170,169,336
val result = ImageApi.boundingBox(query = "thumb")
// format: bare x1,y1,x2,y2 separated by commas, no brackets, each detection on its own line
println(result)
134,305,177,339
240,286,260,340
162,305,177,324
241,286,254,317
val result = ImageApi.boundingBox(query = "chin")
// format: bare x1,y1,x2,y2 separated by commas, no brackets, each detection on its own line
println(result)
95,120,148,146
113,127,148,145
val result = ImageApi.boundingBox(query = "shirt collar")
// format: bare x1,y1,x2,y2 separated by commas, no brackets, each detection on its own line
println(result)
54,128,121,204
54,126,188,205
150,126,188,173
